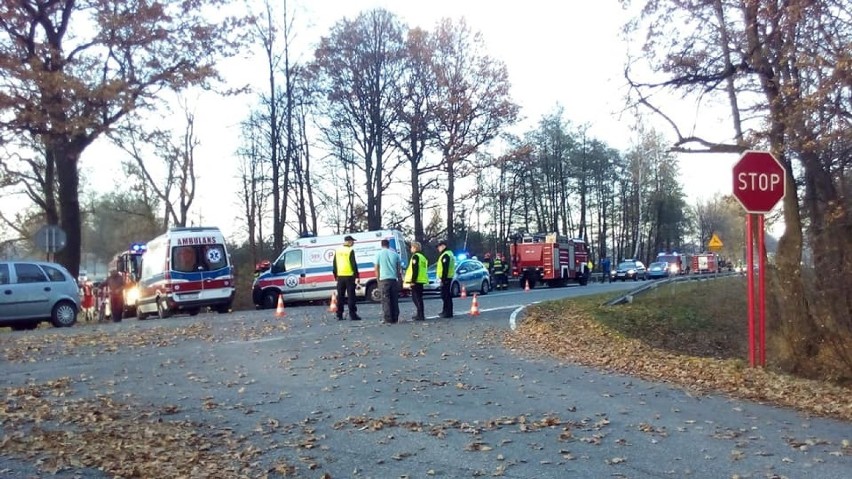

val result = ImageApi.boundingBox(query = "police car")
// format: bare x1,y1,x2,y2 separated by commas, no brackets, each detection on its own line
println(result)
426,255,491,296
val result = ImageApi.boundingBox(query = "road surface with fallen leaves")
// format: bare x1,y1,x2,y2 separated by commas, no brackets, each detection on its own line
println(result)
1,282,850,478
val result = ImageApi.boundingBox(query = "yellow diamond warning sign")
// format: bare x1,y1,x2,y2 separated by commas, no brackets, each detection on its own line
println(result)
708,233,723,251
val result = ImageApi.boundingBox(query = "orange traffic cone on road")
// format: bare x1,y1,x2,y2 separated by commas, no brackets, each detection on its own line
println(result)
524,280,531,292
275,294,286,318
460,285,467,299
328,292,338,314
469,294,480,316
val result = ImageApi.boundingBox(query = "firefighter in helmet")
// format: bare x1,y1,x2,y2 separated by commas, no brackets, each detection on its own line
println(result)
482,252,494,283
492,253,509,290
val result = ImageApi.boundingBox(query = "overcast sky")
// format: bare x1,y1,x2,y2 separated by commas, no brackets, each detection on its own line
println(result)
81,0,743,241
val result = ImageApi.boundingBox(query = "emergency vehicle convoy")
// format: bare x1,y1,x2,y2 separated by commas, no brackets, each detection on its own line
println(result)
252,229,408,308
109,242,146,317
509,232,590,289
135,227,235,319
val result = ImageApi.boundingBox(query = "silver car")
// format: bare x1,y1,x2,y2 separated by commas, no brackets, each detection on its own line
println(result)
0,261,79,330
426,259,491,296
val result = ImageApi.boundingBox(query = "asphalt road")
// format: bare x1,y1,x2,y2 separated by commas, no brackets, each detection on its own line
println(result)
1,282,850,478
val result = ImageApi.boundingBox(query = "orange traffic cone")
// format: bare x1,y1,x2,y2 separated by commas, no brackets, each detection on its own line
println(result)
460,285,467,299
524,280,531,291
328,292,338,314
469,294,480,316
275,294,286,318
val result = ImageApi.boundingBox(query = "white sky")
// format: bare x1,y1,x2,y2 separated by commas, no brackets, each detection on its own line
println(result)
80,0,743,241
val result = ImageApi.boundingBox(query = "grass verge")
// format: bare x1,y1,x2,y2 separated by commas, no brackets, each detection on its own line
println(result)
504,278,852,422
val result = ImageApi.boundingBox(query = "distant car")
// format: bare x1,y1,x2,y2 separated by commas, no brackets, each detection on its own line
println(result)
426,259,491,296
647,261,670,279
0,261,80,330
613,260,647,281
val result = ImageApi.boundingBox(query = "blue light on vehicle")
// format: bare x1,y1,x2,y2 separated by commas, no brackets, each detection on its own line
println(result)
130,242,147,254
457,253,468,261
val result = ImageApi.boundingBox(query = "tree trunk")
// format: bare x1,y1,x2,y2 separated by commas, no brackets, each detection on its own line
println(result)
52,145,83,279
446,156,455,246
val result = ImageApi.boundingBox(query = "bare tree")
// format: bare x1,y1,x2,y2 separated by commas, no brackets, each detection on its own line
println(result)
0,0,245,277
430,18,519,246
311,8,407,230
110,101,200,228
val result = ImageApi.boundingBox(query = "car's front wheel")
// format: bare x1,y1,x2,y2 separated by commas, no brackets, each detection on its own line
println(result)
366,282,381,303
50,300,77,327
480,279,489,295
451,281,461,297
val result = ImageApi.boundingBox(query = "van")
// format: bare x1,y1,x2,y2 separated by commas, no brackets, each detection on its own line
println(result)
252,230,408,308
0,260,80,329
136,227,235,319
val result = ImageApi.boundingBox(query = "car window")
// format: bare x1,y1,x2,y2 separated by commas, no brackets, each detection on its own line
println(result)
14,263,48,283
618,262,635,269
284,250,302,272
203,244,228,270
41,264,68,282
0,264,9,285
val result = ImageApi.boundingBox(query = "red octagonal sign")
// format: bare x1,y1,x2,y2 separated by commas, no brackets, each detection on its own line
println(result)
732,150,786,214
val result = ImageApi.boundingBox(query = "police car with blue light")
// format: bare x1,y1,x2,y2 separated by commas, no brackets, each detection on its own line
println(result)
425,253,491,296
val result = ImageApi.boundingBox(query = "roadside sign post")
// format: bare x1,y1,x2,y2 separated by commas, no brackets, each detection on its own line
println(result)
732,150,786,368
33,224,67,262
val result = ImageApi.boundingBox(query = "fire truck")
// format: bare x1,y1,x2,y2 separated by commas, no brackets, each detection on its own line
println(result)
656,252,689,275
509,233,590,289
110,242,147,317
691,252,719,274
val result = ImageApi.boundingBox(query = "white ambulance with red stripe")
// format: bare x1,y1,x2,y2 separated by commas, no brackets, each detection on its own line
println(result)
136,227,235,319
252,229,408,308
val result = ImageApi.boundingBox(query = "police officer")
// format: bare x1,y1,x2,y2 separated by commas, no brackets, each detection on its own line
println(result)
333,235,361,321
404,241,429,321
436,240,455,318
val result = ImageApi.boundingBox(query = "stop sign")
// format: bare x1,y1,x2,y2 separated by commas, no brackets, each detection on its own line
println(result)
732,150,786,214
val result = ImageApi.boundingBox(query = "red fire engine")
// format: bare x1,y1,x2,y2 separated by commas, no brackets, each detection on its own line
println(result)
691,252,719,274
509,233,590,289
110,242,147,317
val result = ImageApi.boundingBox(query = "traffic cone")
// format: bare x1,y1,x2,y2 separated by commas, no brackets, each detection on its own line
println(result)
275,294,286,318
469,294,480,316
460,285,467,299
524,280,531,291
328,292,338,314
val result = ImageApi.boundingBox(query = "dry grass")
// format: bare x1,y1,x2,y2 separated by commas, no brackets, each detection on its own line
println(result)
505,277,852,421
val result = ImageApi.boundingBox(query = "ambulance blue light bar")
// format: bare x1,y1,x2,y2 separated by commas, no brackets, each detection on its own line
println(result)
129,242,147,254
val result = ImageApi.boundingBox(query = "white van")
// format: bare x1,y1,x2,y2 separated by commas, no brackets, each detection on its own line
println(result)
136,227,235,319
252,230,408,308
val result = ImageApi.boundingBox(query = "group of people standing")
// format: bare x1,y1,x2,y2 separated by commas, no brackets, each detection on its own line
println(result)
331,236,460,324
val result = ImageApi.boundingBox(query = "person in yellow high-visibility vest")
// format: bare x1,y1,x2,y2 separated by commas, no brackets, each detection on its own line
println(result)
436,240,455,318
404,241,429,321
333,235,360,321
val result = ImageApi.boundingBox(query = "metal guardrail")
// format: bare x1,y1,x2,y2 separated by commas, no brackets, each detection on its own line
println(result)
604,271,740,306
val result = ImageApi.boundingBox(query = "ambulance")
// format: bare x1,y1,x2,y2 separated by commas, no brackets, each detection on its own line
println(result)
252,229,408,308
136,227,235,319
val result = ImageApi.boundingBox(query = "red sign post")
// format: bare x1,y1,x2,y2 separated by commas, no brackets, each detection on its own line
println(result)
732,150,786,367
